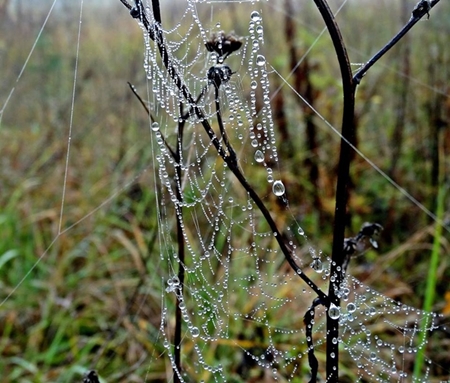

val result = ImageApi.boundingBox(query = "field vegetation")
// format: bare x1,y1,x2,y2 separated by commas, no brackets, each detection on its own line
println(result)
0,0,449,381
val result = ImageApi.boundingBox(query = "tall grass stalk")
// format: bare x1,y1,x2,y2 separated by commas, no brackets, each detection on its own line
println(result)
412,140,446,379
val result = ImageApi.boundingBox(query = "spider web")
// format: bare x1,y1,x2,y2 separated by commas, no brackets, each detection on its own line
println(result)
0,0,449,382
132,1,447,382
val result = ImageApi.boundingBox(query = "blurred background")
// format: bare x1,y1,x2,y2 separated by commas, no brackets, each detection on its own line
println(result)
0,0,449,381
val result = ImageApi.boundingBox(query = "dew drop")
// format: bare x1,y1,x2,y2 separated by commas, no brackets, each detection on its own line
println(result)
250,11,261,22
151,121,160,131
254,149,264,163
311,259,323,273
256,55,266,67
250,80,258,90
328,303,341,319
298,227,305,236
272,180,285,196
191,327,200,338
346,302,356,313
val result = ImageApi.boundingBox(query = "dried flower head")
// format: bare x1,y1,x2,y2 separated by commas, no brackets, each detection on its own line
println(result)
205,31,243,61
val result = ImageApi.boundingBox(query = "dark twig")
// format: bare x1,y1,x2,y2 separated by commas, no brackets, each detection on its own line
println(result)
127,82,177,158
150,0,162,25
129,81,186,383
173,104,186,383
312,0,354,381
353,0,441,84
119,0,131,11
214,83,236,160
304,297,323,383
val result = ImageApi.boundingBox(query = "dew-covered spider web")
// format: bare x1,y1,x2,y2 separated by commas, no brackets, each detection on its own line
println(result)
0,0,449,382
128,1,448,382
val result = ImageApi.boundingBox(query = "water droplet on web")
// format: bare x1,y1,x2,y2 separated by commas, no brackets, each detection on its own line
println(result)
256,55,266,67
297,227,305,236
328,303,341,319
346,302,356,313
191,327,200,337
250,11,261,22
151,121,160,131
254,150,264,163
250,80,257,90
311,259,323,273
272,180,285,196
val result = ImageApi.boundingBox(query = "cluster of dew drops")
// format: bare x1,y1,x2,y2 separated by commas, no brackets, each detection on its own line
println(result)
246,10,286,199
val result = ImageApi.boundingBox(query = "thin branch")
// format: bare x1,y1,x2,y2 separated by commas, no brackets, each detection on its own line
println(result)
119,0,131,11
173,104,186,383
214,85,236,160
353,0,441,84
151,0,162,25
127,82,176,159
304,297,323,383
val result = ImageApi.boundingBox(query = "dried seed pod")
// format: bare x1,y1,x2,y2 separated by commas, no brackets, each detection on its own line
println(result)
207,64,234,88
205,31,243,60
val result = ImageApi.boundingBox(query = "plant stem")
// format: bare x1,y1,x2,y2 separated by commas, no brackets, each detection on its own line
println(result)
173,109,186,383
353,0,442,84
312,0,354,381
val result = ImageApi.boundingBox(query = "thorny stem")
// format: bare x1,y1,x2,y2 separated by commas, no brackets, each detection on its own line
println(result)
312,0,354,381
353,0,441,84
